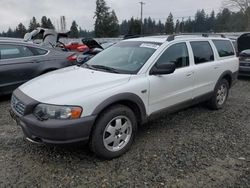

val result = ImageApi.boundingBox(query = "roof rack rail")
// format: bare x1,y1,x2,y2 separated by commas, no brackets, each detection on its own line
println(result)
166,33,226,41
123,33,166,40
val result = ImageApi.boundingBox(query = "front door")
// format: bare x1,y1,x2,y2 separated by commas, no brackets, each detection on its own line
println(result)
148,42,194,114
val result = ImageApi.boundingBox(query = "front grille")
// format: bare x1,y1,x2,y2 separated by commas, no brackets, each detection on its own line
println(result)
11,95,26,116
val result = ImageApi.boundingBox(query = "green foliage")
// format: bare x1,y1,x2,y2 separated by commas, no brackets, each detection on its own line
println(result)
69,21,79,38
28,17,40,32
79,28,95,38
1,7,250,38
15,23,27,38
94,0,119,37
165,13,174,34
128,17,141,36
41,16,55,29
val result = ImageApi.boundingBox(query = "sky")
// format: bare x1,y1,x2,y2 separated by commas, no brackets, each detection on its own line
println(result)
0,0,224,32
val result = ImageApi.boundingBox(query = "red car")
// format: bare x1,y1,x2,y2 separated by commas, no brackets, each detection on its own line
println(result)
65,41,89,52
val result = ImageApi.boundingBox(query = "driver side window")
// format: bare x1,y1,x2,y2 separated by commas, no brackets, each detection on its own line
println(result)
156,43,189,68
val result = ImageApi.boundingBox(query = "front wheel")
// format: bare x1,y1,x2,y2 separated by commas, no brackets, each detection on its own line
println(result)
90,105,137,159
208,79,229,110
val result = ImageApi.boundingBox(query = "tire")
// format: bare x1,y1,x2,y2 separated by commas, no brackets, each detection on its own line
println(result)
208,79,229,110
90,105,137,159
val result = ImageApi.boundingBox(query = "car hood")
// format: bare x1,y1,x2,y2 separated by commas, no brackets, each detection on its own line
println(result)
19,66,131,104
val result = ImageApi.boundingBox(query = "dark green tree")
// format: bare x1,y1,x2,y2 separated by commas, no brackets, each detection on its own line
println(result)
79,27,95,38
183,17,194,32
41,16,48,28
216,8,231,32
194,9,207,32
28,17,40,32
120,20,129,35
47,18,55,29
41,16,55,29
69,21,79,38
165,13,174,34
107,10,119,37
94,0,110,37
94,0,120,37
15,23,27,38
128,17,141,36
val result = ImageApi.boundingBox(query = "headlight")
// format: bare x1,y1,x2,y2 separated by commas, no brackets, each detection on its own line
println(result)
33,104,82,120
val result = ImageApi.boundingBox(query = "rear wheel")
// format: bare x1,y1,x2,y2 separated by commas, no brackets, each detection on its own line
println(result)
208,79,229,110
90,105,137,159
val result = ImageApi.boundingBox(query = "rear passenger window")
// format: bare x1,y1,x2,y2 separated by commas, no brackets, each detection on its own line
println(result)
156,43,189,68
190,41,214,64
0,44,33,60
213,40,235,57
29,47,48,56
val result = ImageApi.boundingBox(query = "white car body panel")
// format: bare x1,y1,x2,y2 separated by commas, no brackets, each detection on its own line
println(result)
18,36,239,118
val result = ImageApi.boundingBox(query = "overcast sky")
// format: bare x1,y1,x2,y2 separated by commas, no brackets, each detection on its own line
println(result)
0,0,224,32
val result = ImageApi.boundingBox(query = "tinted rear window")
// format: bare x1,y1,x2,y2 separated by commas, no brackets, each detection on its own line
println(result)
190,41,214,64
213,40,235,57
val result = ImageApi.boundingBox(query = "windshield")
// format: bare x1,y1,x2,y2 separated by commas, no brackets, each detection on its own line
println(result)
84,41,161,74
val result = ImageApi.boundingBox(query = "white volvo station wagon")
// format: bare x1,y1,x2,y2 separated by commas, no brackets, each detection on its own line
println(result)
10,34,239,159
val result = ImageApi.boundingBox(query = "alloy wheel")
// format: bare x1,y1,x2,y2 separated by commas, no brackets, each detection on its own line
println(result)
103,116,132,152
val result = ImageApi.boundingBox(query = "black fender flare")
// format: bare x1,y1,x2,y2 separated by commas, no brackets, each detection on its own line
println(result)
92,93,147,123
214,70,233,90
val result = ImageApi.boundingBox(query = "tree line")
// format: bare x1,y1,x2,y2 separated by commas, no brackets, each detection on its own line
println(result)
0,16,94,38
1,0,250,38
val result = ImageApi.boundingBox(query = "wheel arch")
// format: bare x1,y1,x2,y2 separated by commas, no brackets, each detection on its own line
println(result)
92,93,148,125
216,70,233,88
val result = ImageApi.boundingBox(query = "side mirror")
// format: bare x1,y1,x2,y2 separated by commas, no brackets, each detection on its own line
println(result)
150,63,176,75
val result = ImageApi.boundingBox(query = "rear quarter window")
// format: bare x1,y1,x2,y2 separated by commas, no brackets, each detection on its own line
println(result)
28,47,48,56
213,40,235,57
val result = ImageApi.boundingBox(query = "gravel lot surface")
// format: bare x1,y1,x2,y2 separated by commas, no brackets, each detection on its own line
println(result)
0,79,249,187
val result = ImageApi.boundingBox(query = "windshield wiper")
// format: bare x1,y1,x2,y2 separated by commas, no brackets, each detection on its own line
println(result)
91,65,120,73
81,63,96,70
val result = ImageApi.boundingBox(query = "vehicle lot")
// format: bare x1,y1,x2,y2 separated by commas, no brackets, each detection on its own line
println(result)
0,79,249,187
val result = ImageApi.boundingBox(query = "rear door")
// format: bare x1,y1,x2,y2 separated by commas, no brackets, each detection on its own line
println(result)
0,44,40,93
212,39,238,75
189,41,219,97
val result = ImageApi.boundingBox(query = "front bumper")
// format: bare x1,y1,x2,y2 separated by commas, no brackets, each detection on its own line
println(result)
10,89,96,144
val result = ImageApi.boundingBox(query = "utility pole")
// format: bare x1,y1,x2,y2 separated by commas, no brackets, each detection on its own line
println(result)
139,1,145,35
181,17,184,33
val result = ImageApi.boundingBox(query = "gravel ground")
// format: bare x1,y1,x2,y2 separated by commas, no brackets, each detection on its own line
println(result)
0,79,249,188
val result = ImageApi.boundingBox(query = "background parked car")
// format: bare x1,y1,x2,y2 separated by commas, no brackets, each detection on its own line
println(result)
237,33,250,76
239,49,250,76
0,39,76,95
76,38,115,64
64,41,89,52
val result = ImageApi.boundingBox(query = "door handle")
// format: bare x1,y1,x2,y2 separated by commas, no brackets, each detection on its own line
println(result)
214,66,219,69
186,72,193,77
